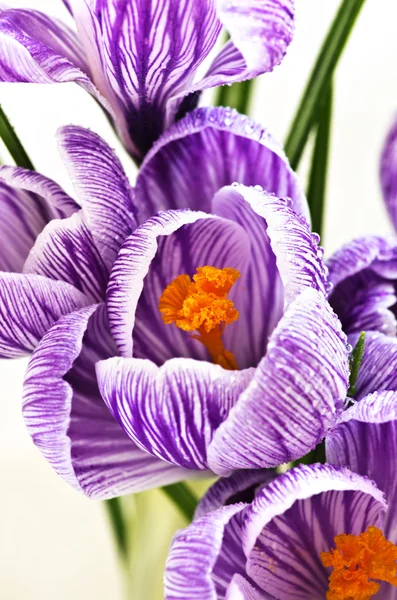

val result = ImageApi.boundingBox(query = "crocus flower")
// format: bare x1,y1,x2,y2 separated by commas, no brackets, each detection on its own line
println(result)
0,0,295,161
165,390,397,600
20,107,349,498
327,116,397,400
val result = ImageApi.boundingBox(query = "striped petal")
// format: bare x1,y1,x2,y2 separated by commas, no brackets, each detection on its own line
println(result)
352,332,397,399
106,209,248,359
380,115,397,233
23,304,192,498
326,390,397,542
0,168,77,272
164,504,245,600
96,356,253,470
207,289,349,475
226,575,267,600
57,126,138,270
24,212,109,303
0,7,94,87
70,0,221,160
328,236,397,336
0,273,88,357
191,0,295,95
135,107,308,222
243,464,387,599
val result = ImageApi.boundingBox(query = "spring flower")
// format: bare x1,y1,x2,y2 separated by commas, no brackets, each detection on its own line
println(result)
165,390,397,600
0,0,295,161
20,108,349,498
327,116,397,401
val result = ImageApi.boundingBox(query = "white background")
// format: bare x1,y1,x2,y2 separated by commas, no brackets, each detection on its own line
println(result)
1,0,397,598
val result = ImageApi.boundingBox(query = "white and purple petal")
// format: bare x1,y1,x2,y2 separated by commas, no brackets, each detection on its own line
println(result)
380,115,397,233
23,304,194,498
96,356,253,470
57,125,138,270
24,212,109,303
243,464,387,599
164,503,245,600
352,331,397,399
326,390,397,542
207,289,349,475
0,273,88,357
135,107,307,221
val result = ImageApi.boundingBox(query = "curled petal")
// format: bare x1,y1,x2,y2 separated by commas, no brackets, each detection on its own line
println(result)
352,331,397,399
207,289,349,475
243,464,387,599
165,504,245,600
24,212,109,302
327,390,397,541
380,115,397,233
23,305,193,498
136,107,307,221
0,273,88,357
96,356,253,470
57,126,137,269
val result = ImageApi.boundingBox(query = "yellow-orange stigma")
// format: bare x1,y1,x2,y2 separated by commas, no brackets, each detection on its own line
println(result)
158,266,241,370
320,526,397,599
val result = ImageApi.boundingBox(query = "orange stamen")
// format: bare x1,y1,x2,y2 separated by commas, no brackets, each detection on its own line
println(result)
320,526,397,599
158,266,240,370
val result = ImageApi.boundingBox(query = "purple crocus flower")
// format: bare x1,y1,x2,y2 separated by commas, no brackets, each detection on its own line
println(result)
165,390,397,599
18,107,349,498
327,116,397,401
0,0,295,160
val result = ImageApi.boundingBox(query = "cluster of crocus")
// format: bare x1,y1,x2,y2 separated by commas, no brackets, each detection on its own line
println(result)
1,0,397,598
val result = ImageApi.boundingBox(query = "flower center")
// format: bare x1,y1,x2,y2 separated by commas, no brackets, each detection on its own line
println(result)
158,266,241,370
320,526,397,599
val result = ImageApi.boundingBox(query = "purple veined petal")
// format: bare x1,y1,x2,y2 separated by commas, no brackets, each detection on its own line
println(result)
226,575,269,600
23,304,194,498
242,464,387,600
183,0,295,100
107,208,245,358
164,503,245,600
24,211,109,303
352,331,397,399
0,167,78,272
96,355,254,470
135,106,308,222
380,115,397,233
69,0,222,161
0,7,90,81
0,272,88,357
326,390,397,542
0,165,78,218
207,289,349,475
327,236,397,336
57,125,137,270
196,470,274,518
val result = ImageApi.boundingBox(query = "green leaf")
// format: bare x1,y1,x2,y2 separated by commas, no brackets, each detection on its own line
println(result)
348,332,366,397
285,0,367,170
0,104,34,170
306,82,333,236
162,482,198,522
104,497,129,562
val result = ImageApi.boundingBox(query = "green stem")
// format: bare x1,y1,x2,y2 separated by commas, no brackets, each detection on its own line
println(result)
307,82,333,236
285,0,367,170
0,105,34,170
162,482,198,522
215,79,255,115
105,498,129,563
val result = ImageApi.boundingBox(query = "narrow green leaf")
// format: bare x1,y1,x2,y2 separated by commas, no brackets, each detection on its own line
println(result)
307,82,333,236
215,79,255,115
348,332,366,397
104,497,129,562
162,482,198,522
0,105,34,170
285,0,367,170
